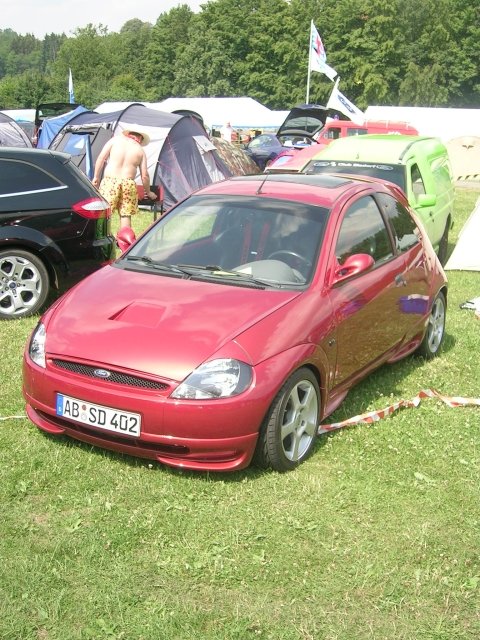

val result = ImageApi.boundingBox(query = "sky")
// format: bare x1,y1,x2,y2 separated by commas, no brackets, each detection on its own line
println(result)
3,0,204,39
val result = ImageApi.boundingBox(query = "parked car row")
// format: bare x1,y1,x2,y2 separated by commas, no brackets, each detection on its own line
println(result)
245,104,419,171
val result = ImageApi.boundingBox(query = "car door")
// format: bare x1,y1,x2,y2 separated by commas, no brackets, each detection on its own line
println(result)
406,160,434,238
327,194,409,386
0,155,83,243
375,191,431,342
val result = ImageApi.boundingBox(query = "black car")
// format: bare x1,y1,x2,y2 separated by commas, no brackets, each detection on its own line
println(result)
244,104,328,170
244,133,284,170
0,147,115,319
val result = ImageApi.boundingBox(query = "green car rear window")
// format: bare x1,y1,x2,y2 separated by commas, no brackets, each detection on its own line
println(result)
305,160,406,192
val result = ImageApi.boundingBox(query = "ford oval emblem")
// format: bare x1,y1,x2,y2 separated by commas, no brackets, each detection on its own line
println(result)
94,369,111,379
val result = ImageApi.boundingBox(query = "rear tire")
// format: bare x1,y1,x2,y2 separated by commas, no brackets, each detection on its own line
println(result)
416,291,446,358
0,249,50,319
254,367,320,472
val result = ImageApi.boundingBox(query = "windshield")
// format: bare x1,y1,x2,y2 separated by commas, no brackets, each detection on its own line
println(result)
120,194,328,287
248,134,281,150
304,160,406,192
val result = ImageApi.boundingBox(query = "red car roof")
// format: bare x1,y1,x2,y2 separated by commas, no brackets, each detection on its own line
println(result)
193,173,401,208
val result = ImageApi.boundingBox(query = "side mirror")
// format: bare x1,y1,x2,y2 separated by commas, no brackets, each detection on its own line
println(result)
116,227,136,253
416,193,436,207
332,253,374,284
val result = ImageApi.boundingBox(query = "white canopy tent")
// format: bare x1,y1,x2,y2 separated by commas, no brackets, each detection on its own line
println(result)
445,197,480,271
365,106,480,182
153,97,286,131
95,98,287,132
364,106,480,144
95,102,147,113
0,108,36,122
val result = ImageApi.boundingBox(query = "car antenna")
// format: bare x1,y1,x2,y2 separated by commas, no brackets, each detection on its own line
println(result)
256,173,269,195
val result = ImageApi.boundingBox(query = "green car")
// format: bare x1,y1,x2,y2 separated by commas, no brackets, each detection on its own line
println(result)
303,135,455,264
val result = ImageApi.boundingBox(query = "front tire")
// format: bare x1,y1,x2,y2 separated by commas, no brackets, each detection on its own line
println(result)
0,249,50,319
416,290,446,358
254,367,320,472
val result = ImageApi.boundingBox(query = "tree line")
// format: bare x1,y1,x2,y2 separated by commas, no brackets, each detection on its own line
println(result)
1,0,478,112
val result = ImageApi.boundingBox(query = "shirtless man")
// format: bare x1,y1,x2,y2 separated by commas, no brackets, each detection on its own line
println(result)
92,128,157,229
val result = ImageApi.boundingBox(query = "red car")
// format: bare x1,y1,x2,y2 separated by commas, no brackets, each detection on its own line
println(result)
23,174,447,472
267,120,419,174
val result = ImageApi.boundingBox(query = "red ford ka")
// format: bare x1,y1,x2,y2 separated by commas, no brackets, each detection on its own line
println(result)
23,174,447,472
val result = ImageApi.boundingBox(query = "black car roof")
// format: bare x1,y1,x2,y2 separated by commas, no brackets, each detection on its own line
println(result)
0,147,71,162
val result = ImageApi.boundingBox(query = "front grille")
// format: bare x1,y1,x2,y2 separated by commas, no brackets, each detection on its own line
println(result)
51,359,169,390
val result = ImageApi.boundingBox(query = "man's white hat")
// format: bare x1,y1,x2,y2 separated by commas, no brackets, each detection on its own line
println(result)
122,127,151,146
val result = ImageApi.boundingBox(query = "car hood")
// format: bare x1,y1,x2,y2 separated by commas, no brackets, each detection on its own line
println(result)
44,265,302,382
267,143,329,173
276,104,328,140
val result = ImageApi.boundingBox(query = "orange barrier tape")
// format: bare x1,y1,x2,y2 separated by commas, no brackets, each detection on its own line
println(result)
318,389,480,434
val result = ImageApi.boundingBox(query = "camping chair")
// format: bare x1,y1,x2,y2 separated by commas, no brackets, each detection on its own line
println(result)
136,184,164,221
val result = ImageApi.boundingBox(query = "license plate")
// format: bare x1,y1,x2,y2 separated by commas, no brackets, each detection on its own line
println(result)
56,393,141,437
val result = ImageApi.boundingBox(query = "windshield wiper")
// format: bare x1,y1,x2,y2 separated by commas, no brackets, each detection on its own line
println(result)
124,259,283,288
177,263,235,274
124,255,190,275
177,264,284,289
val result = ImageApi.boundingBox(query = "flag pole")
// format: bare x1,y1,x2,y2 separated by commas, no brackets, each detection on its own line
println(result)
306,21,313,104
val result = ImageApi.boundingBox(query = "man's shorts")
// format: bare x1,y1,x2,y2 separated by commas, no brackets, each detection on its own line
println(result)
99,176,138,218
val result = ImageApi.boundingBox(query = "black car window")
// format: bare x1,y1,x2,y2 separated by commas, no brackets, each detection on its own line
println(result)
346,128,368,136
410,163,426,200
0,158,63,196
249,135,277,149
376,192,420,252
306,160,407,193
324,128,341,140
336,195,393,265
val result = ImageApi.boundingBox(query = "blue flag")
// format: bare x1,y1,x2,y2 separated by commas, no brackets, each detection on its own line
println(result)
68,68,75,104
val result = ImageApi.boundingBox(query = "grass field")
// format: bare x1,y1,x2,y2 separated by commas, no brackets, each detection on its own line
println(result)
1,187,479,640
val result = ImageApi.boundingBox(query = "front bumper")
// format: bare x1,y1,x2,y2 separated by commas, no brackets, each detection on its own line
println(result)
23,355,266,472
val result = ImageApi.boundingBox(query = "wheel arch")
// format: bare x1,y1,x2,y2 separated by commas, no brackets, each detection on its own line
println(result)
0,227,68,290
254,343,330,425
439,283,448,308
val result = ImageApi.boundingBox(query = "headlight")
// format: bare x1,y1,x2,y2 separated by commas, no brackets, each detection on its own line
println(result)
29,323,46,368
171,359,252,400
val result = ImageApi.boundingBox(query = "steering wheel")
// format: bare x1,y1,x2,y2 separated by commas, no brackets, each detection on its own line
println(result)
267,250,312,273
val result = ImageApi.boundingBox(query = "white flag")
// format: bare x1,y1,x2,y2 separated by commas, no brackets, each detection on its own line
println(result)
326,78,365,124
309,21,337,81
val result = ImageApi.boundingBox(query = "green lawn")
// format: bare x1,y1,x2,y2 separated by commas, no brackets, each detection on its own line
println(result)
1,188,479,640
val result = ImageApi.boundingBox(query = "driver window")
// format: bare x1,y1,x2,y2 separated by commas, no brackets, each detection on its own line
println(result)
376,192,420,252
336,196,393,265
327,128,341,139
411,164,426,200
